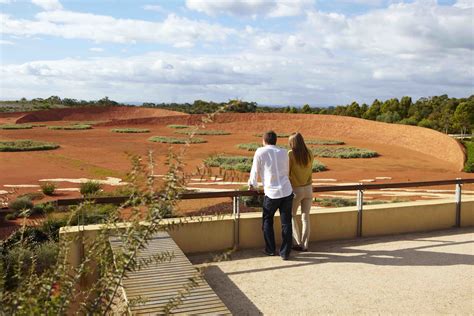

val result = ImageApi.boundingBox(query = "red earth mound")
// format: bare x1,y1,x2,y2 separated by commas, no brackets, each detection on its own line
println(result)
14,106,187,123
97,113,465,171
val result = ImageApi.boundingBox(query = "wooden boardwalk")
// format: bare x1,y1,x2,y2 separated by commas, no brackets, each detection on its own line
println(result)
109,232,230,315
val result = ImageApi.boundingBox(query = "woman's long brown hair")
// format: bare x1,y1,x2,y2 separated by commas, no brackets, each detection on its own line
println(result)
289,132,311,166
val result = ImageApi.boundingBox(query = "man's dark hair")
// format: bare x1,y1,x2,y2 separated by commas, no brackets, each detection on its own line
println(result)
263,130,277,145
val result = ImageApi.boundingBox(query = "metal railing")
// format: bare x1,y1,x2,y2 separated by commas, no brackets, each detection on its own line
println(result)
51,178,474,246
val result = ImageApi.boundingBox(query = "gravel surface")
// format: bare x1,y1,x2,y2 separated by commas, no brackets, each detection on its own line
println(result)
191,228,474,315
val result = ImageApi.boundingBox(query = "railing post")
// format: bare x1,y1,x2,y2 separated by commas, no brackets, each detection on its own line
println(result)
232,196,240,250
356,185,364,237
455,178,462,227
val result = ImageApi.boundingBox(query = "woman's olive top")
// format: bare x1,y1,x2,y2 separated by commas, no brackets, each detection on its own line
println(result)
288,150,314,188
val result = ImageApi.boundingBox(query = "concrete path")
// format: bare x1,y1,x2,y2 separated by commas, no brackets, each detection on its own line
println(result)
191,228,474,315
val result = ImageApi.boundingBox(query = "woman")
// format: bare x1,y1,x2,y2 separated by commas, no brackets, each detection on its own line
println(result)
288,132,314,251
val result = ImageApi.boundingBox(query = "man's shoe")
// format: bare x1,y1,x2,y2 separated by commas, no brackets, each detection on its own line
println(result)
263,250,275,256
292,245,303,251
281,255,290,261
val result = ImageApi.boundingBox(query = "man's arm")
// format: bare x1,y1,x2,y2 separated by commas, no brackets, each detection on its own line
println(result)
248,151,260,189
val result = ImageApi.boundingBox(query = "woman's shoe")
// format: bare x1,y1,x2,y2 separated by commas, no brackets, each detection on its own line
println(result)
301,248,308,252
292,245,303,251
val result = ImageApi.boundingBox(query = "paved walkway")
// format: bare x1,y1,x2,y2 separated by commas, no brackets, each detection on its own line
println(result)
190,228,474,315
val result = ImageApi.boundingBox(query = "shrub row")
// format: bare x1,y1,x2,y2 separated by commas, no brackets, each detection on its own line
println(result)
175,129,230,135
237,143,289,151
48,124,92,130
148,136,207,144
204,155,253,172
254,133,290,138
311,147,378,158
167,124,191,129
0,140,60,152
306,139,345,145
462,140,474,172
0,124,33,130
111,128,150,133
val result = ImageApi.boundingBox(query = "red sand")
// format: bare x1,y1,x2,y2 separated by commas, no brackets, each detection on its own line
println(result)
0,107,472,211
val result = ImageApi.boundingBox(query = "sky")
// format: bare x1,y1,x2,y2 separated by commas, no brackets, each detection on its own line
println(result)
0,0,473,106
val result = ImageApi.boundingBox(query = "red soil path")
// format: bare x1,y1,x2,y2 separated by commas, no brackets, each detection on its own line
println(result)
0,107,471,211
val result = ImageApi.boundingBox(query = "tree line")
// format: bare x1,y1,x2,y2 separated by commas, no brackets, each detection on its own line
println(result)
2,94,472,134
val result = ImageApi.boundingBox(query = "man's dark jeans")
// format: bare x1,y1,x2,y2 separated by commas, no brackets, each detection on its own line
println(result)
262,193,293,258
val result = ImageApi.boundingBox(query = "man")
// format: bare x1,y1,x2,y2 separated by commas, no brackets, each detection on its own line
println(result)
248,130,294,260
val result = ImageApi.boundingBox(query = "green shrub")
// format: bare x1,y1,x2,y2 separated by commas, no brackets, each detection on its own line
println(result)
8,197,33,212
311,147,378,158
0,124,33,130
111,128,150,133
306,139,344,145
0,140,60,152
167,124,190,129
462,141,474,173
18,192,44,201
5,213,16,220
40,217,68,242
175,129,230,135
48,124,92,130
204,155,253,172
69,204,117,225
312,160,326,172
35,241,59,273
242,195,264,207
80,181,102,196
40,182,56,196
148,136,207,144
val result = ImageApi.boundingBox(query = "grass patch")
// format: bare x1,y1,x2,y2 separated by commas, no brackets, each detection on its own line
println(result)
204,155,253,172
254,133,290,138
0,124,33,130
111,128,150,133
48,124,92,130
167,124,191,129
0,140,60,152
462,140,474,172
306,139,345,145
148,136,207,144
312,147,378,158
176,129,230,135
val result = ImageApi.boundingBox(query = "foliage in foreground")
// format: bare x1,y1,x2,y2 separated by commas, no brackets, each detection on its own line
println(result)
111,128,150,133
0,140,59,152
148,136,207,144
311,147,378,158
48,124,92,130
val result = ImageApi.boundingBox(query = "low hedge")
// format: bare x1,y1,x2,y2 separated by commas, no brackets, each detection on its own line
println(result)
175,130,230,135
111,128,150,133
48,124,92,130
0,140,60,152
306,139,345,145
167,124,191,129
237,143,289,151
462,141,474,172
148,136,207,144
0,124,33,130
254,133,290,138
311,147,378,158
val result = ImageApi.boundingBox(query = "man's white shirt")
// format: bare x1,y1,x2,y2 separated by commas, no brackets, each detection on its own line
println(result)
248,145,293,199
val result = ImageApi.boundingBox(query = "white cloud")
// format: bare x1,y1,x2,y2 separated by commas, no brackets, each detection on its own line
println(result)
31,0,62,11
142,4,166,14
0,0,12,4
0,39,14,45
89,47,103,52
0,11,235,47
186,0,314,17
454,0,473,9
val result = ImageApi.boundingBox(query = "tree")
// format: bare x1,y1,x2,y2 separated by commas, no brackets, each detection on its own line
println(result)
454,101,474,135
345,101,361,118
363,99,382,120
301,104,312,114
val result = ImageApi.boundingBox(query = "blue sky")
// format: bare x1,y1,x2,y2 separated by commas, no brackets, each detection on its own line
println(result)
0,0,472,106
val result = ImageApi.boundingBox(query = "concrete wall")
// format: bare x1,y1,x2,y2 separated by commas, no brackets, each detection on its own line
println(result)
60,197,474,256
